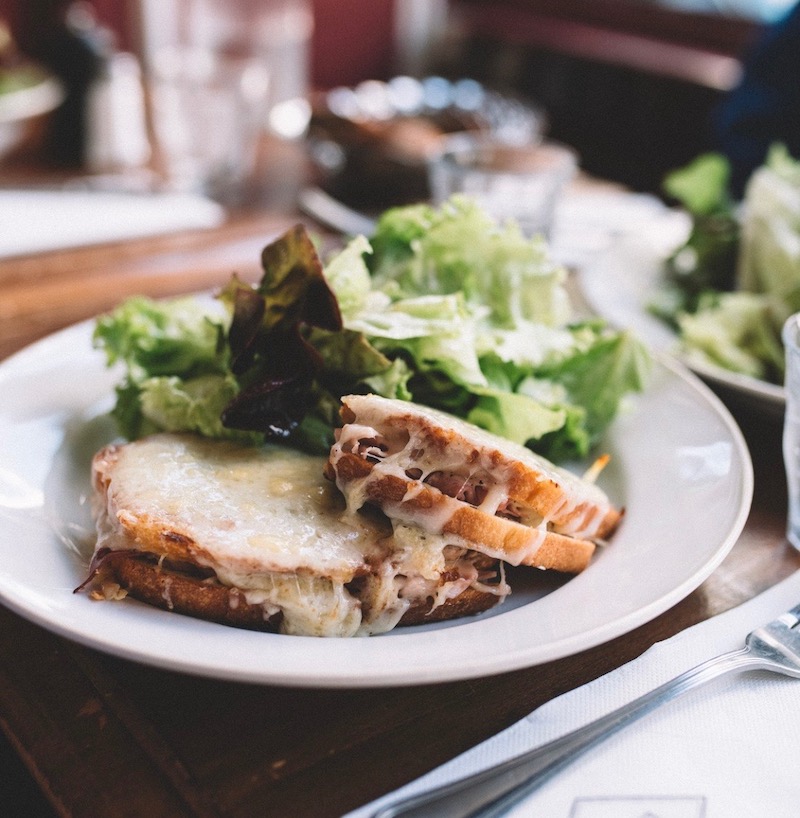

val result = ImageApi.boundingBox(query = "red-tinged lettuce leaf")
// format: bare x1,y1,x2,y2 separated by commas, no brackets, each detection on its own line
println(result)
220,277,266,375
220,374,312,438
221,324,323,434
258,223,342,332
218,225,344,438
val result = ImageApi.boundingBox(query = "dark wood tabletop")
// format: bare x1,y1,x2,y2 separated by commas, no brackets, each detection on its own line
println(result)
1,146,798,818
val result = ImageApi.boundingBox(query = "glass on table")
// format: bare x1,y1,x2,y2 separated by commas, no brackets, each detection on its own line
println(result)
149,44,270,197
427,134,578,239
783,312,800,550
142,0,312,200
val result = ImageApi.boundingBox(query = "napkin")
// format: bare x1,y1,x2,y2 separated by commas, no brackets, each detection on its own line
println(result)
349,568,800,818
0,189,225,258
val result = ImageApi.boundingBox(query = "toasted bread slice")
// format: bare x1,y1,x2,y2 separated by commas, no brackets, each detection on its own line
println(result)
85,548,501,631
327,394,622,572
86,549,285,631
82,433,508,636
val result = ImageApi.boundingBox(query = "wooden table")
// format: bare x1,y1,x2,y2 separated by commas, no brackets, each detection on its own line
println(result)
1,171,799,818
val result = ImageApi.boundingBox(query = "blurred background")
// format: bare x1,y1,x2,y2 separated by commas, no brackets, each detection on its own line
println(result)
0,0,795,200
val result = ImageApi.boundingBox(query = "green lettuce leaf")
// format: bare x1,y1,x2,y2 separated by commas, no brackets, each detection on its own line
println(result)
139,373,259,442
677,291,788,381
322,233,373,318
535,328,651,446
94,295,232,440
660,153,739,310
348,293,487,388
738,143,800,311
93,295,229,380
663,152,732,217
466,389,567,448
369,196,571,328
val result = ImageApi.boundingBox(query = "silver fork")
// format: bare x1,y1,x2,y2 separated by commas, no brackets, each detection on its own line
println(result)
371,601,800,818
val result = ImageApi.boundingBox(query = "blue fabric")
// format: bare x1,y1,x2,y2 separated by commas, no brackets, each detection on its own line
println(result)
714,2,800,195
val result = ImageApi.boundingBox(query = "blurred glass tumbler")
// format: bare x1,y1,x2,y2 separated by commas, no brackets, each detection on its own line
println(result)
783,313,800,550
151,45,270,195
144,0,312,197
428,136,578,238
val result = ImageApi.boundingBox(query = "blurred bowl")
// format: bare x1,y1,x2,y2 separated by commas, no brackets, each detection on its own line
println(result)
306,75,545,209
0,68,63,160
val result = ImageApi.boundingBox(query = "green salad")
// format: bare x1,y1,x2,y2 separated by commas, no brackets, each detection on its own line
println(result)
94,196,649,463
652,144,800,384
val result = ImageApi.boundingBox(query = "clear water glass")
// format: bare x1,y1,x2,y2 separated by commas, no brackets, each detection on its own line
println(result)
783,312,800,550
428,135,577,239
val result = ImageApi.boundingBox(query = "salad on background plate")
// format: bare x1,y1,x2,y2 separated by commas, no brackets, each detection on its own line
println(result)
580,144,800,412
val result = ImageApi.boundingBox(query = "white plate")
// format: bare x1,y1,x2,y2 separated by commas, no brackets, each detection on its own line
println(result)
0,321,752,687
578,232,786,415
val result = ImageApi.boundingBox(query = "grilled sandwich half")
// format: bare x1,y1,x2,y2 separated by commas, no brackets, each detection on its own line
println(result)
326,394,622,575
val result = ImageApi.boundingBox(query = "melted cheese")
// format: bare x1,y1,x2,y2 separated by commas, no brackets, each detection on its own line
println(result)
92,434,506,637
100,435,386,579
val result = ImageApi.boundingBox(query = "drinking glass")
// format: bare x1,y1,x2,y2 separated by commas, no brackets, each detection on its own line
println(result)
428,135,578,239
141,0,312,198
783,312,800,550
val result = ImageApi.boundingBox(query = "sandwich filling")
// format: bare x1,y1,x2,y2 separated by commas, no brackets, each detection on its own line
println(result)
84,434,508,637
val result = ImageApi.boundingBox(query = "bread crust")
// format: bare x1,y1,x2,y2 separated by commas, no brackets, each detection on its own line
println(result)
94,550,284,631
399,585,499,624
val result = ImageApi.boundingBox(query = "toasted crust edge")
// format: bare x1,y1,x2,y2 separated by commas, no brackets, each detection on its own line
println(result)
94,552,284,631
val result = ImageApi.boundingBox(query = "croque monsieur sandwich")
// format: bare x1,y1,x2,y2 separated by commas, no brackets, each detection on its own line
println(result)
80,396,621,637
81,433,508,637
